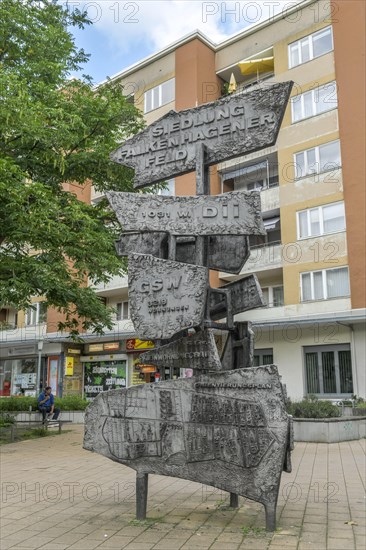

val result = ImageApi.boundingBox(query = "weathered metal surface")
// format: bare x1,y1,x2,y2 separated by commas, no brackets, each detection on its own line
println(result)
115,232,168,258
176,235,250,272
110,81,293,188
128,254,208,340
107,191,265,236
116,233,250,274
221,322,254,370
84,365,292,528
140,329,221,371
209,274,265,321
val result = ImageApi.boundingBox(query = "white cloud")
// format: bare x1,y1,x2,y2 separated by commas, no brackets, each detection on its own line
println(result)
81,0,293,55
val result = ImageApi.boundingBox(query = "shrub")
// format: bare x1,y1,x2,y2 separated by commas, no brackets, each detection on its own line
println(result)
0,397,37,411
0,413,16,426
286,397,341,418
0,395,88,411
54,395,89,411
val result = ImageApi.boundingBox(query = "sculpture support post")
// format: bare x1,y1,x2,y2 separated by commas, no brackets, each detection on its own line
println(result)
265,502,276,532
195,143,209,268
230,492,239,508
136,473,149,520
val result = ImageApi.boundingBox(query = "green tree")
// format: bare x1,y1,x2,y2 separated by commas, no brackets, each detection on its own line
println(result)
0,0,144,336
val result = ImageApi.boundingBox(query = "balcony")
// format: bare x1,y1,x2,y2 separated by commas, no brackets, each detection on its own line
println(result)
92,275,128,297
261,186,279,212
217,46,275,95
220,242,283,281
91,186,105,204
219,152,279,214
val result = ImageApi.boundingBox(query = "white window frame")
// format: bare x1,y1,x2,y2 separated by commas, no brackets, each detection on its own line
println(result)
289,26,333,68
294,140,341,179
291,81,337,123
116,301,129,321
300,267,350,302
304,344,353,396
296,201,346,239
253,349,274,366
25,302,47,326
261,285,284,307
144,78,175,113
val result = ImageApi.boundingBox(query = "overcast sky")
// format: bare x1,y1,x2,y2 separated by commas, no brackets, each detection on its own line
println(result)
68,0,301,83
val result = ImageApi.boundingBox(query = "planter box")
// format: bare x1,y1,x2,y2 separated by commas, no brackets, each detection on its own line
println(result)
5,411,85,424
293,416,366,443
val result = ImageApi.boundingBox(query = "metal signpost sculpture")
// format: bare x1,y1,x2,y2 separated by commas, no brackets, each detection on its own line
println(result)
84,81,294,530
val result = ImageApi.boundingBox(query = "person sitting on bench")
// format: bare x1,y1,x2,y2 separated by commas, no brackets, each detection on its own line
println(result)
37,386,60,423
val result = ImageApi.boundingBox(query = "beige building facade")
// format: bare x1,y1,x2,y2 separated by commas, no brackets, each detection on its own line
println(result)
1,0,365,401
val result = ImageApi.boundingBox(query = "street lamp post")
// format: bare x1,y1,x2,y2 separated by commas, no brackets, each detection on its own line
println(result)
37,339,44,393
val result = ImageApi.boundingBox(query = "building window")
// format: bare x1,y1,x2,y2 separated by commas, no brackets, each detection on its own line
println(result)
221,157,279,192
157,179,175,196
254,349,273,367
304,344,353,396
294,140,341,179
301,267,350,302
25,302,47,326
289,26,333,68
144,78,175,113
297,201,345,239
116,301,129,321
291,81,337,123
262,286,284,307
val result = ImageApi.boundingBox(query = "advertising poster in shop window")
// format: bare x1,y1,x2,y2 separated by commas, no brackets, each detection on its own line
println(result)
83,360,127,400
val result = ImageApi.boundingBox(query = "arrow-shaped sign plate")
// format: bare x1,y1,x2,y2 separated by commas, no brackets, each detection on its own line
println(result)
110,81,293,188
140,329,221,371
209,275,265,320
116,232,250,274
128,254,208,340
107,191,265,236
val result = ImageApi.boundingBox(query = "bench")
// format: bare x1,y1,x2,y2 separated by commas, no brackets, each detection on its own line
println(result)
44,420,72,433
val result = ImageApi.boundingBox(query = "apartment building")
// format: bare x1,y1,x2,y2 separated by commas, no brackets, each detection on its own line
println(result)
1,0,364,401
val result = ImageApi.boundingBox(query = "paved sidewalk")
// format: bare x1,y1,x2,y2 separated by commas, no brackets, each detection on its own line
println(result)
0,426,365,550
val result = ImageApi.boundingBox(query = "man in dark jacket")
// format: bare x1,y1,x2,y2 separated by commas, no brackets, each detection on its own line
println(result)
37,386,60,423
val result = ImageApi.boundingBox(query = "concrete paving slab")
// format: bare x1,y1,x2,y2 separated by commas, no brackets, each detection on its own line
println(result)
1,426,364,550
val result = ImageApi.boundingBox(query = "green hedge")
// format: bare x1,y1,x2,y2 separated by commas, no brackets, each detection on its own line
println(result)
0,395,88,412
0,413,16,426
286,397,341,419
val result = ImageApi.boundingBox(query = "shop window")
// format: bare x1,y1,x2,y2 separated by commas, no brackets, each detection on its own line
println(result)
304,344,353,396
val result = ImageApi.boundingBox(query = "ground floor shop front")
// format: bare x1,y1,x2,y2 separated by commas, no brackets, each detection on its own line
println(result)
1,319,364,401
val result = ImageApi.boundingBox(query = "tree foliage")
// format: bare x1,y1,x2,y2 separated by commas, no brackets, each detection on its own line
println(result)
0,0,144,335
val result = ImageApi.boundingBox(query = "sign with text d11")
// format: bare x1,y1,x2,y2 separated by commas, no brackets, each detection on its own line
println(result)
110,81,293,188
107,191,265,237
128,253,208,340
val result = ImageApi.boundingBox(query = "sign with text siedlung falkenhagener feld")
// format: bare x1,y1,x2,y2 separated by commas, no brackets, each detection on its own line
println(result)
111,82,293,187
